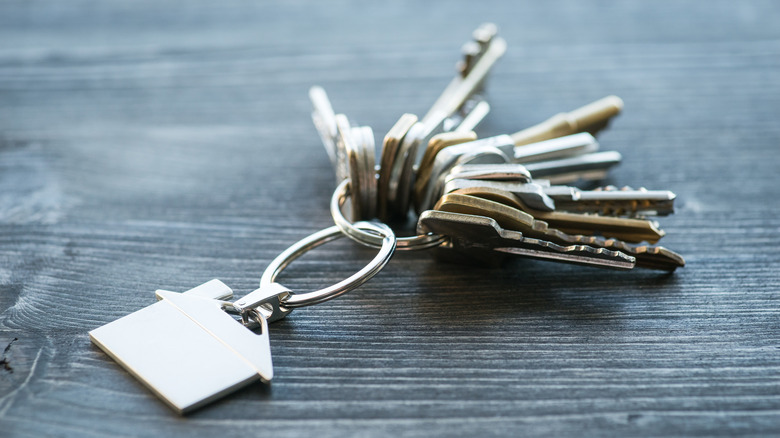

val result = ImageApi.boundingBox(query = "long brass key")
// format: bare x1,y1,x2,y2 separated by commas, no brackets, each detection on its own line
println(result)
511,95,624,146
435,192,667,245
431,194,684,270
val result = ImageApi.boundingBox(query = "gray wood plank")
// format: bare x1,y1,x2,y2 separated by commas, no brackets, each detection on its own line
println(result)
1,1,779,437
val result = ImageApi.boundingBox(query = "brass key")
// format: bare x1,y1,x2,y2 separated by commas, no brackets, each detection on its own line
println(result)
431,194,684,270
435,192,667,245
511,95,624,146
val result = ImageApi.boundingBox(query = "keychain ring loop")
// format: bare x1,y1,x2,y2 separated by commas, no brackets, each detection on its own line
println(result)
330,179,445,251
260,221,396,308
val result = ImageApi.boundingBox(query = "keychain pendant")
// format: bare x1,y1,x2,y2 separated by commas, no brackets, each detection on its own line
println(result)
89,222,396,414
89,280,276,414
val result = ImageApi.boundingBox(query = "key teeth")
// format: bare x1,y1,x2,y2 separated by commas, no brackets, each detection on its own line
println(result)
530,219,682,270
514,237,636,264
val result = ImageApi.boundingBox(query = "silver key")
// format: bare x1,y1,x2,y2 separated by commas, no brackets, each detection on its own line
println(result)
418,210,636,270
421,24,506,139
444,99,491,133
447,163,533,183
510,132,599,163
543,185,676,217
523,151,623,184
350,125,378,219
443,178,675,217
309,86,344,181
384,24,507,220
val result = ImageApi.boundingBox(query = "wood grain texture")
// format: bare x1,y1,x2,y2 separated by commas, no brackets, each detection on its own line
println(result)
1,1,779,436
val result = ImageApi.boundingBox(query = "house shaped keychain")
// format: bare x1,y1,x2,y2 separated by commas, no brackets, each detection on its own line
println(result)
89,279,279,414
89,222,397,414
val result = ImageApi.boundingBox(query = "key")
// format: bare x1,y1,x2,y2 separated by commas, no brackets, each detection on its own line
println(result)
309,86,345,181
510,132,599,163
351,125,377,219
417,210,636,270
445,99,491,133
429,194,684,270
523,150,622,184
390,121,427,219
378,114,418,220
543,185,676,217
457,23,499,79
511,95,624,146
447,162,532,183
420,23,506,138
336,115,364,221
443,178,676,218
335,115,377,221
435,192,666,244
382,24,507,220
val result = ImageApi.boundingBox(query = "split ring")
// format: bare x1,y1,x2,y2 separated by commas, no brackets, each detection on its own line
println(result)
330,179,446,251
260,221,396,308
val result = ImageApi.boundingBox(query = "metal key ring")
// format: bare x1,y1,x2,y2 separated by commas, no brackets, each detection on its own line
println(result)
260,221,396,308
330,179,446,250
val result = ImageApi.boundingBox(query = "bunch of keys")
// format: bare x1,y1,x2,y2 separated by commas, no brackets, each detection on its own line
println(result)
312,23,685,271
89,23,684,416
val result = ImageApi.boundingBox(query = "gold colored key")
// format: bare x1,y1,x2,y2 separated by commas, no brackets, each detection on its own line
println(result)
444,188,666,244
432,194,684,270
511,96,624,146
414,131,478,208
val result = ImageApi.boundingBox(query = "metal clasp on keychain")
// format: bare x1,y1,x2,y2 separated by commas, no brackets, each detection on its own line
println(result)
89,219,396,414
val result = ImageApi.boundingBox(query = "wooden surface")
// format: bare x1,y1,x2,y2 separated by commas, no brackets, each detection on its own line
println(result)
1,1,779,436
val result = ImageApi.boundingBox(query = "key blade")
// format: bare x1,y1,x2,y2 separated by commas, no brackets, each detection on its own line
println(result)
421,36,507,137
309,86,342,179
524,151,622,184
545,185,677,216
444,98,491,133
511,95,624,146
447,163,533,183
513,132,599,163
529,220,684,270
336,114,362,221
